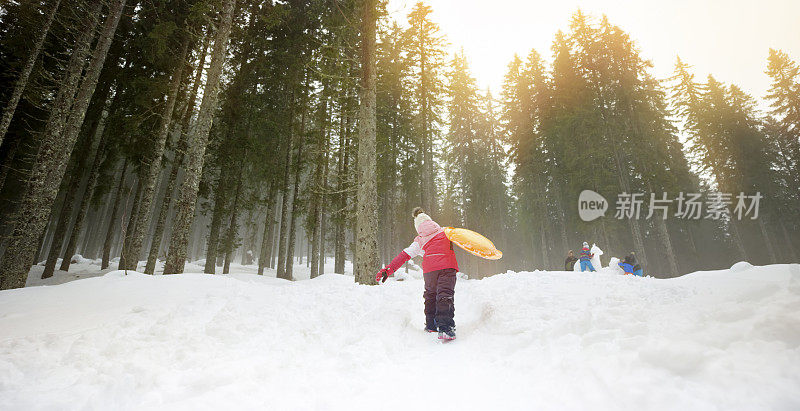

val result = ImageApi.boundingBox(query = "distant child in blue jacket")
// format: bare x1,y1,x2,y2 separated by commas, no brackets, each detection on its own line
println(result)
579,242,596,272
619,252,643,276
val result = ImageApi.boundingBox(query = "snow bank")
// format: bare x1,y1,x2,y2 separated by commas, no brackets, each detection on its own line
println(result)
2,263,800,410
730,261,755,272
25,256,356,287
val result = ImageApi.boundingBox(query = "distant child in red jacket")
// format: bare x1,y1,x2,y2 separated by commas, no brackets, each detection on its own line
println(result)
579,242,596,272
376,207,459,341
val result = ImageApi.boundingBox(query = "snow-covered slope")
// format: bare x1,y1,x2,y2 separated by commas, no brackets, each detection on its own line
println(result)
22,256,358,287
1,263,799,410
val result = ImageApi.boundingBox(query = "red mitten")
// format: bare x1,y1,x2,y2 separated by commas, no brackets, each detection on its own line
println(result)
375,268,389,283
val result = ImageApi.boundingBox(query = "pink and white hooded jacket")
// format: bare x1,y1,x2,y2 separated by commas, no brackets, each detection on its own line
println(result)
383,213,459,275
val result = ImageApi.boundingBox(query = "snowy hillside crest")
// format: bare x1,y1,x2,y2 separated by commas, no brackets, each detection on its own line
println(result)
2,262,799,409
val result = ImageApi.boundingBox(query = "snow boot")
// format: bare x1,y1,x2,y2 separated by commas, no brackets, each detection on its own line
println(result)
425,325,437,333
438,327,456,341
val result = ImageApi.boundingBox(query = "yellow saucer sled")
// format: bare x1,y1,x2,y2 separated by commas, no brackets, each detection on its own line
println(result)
443,227,503,260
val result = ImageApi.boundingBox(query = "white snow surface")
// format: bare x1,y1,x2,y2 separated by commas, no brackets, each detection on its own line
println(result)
2,261,800,410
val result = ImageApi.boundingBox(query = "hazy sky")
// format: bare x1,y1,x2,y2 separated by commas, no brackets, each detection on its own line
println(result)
386,0,800,103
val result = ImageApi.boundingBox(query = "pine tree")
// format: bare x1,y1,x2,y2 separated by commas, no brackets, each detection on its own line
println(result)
765,49,800,179
284,92,309,280
102,160,129,269
404,2,446,213
0,0,126,289
354,0,380,285
446,51,509,276
376,21,412,267
310,93,330,279
673,60,783,264
145,33,210,275
120,35,191,271
764,49,800,258
0,0,62,145
163,0,237,275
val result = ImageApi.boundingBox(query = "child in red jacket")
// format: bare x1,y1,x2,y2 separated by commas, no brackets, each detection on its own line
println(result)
579,242,596,272
376,207,459,340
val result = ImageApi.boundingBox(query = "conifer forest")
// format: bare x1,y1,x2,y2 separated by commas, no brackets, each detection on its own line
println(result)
1,1,800,409
0,0,798,290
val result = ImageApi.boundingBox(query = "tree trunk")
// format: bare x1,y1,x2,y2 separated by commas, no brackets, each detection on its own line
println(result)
318,129,330,277
22,5,103,274
163,0,237,275
270,192,282,269
145,34,209,275
683,223,700,270
730,219,749,262
44,0,122,275
276,92,297,280
222,167,244,274
257,182,277,274
242,208,256,265
419,28,430,213
310,199,321,278
757,217,777,264
119,177,144,270
121,39,189,270
144,156,178,273
354,0,379,285
204,171,229,274
535,176,549,270
648,182,679,278
609,151,647,268
284,104,308,280
241,209,252,265
41,165,80,279
310,100,329,278
306,237,312,267
551,179,570,253
334,103,348,274
33,228,47,266
781,224,798,262
102,160,129,269
0,138,21,191
0,0,123,289
85,187,111,258
0,0,62,145
270,206,279,267
540,218,549,270
41,68,114,278
654,214,679,278
59,109,113,272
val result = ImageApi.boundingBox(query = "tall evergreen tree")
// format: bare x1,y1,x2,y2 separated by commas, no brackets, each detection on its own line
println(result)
0,0,62,145
0,0,127,289
404,2,446,213
163,0,236,275
354,0,380,285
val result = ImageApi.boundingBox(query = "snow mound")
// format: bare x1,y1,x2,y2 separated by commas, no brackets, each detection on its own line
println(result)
1,264,800,409
730,261,755,272
68,254,94,265
608,256,624,274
